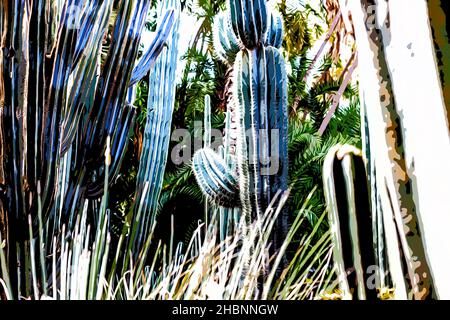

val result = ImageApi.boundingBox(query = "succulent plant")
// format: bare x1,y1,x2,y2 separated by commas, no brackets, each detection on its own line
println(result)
0,0,179,295
323,144,378,300
127,0,181,254
193,0,289,233
193,148,240,207
213,12,240,65
265,11,284,49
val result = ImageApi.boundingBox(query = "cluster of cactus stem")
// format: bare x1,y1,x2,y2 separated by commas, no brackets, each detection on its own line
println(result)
0,0,176,228
193,0,289,231
0,0,178,295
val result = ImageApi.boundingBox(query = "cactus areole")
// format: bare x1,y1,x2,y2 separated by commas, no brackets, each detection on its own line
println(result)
193,0,289,227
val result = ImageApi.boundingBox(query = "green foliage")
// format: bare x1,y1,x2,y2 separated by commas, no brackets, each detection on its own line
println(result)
277,0,326,60
288,101,361,236
135,81,150,128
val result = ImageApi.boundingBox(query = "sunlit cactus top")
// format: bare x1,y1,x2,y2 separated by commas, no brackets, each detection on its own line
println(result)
228,0,268,49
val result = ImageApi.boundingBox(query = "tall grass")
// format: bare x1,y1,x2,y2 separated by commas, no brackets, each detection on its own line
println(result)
0,176,335,300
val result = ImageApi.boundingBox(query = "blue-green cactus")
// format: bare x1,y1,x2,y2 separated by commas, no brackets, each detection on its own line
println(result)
193,148,240,207
193,1,288,225
213,12,240,65
128,0,181,253
265,11,284,49
129,8,176,87
266,47,289,195
228,0,268,49
192,95,240,242
215,6,282,66
233,47,288,218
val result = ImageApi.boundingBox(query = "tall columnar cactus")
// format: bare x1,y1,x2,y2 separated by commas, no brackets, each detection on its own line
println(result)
213,12,240,66
0,0,177,296
127,0,181,256
193,1,289,239
323,144,380,300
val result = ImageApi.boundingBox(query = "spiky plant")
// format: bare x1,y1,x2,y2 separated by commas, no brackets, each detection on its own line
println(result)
125,0,181,259
322,144,378,300
192,1,290,254
0,182,335,300
0,0,178,297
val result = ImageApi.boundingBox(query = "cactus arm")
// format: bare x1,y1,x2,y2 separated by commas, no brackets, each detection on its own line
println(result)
273,13,284,48
224,107,234,166
80,0,151,165
204,95,212,148
247,49,263,216
85,105,136,199
341,152,367,300
256,48,271,209
266,47,288,193
213,12,240,65
265,12,284,49
228,0,244,47
192,149,239,208
252,0,268,47
72,1,112,68
41,0,89,209
61,2,113,156
323,144,355,300
323,144,380,300
234,51,252,218
129,8,176,87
